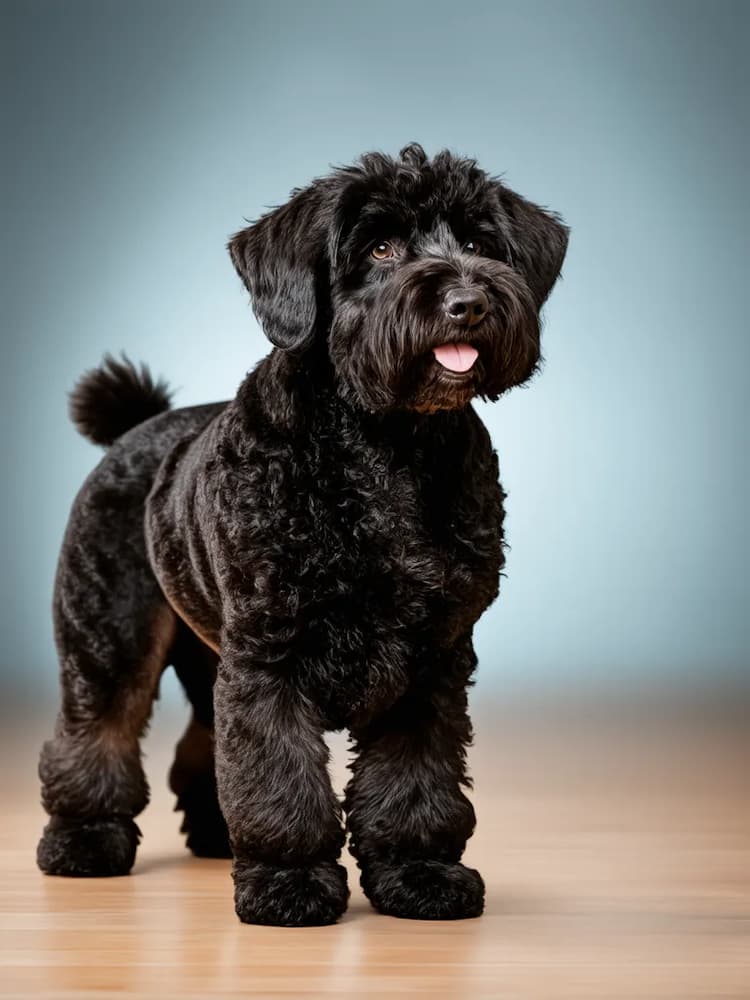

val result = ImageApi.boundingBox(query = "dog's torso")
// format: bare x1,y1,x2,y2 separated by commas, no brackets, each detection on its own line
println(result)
145,355,505,730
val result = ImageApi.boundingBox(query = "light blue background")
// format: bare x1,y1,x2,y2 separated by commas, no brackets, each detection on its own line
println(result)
3,0,748,705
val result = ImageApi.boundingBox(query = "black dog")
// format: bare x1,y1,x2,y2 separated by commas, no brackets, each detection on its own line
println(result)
37,143,568,926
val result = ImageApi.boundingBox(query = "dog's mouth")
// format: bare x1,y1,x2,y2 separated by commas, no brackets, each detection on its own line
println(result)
431,342,479,374
404,340,486,413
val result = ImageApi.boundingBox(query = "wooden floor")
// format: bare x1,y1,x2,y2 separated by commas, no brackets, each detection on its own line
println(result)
1,696,748,998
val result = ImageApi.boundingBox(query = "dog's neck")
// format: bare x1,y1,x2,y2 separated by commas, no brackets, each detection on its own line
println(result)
238,346,470,451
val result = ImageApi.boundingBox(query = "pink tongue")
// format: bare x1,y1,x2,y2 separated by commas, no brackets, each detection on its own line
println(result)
432,343,479,373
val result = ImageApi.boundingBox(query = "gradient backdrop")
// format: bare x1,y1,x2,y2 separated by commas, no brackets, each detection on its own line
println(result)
3,0,748,708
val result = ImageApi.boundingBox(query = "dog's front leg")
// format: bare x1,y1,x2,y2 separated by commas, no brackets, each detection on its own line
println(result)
345,643,484,920
214,662,348,926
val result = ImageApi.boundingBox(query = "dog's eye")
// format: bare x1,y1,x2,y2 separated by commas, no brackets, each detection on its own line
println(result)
371,241,395,261
463,240,482,255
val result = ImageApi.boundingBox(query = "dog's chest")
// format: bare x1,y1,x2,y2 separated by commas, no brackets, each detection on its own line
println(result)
269,433,503,726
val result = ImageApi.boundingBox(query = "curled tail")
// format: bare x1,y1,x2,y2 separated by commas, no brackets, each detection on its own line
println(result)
69,354,172,446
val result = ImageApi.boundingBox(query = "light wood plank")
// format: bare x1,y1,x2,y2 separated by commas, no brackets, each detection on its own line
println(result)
1,699,748,998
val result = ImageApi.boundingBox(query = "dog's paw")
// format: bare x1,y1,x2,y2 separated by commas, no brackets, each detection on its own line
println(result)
362,859,485,920
233,859,349,926
185,821,232,859
176,777,233,859
36,815,140,877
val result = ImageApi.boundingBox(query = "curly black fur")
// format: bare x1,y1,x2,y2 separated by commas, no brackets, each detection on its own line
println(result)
37,144,568,926
69,353,172,445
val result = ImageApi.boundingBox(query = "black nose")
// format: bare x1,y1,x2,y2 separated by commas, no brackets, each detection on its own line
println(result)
443,287,489,327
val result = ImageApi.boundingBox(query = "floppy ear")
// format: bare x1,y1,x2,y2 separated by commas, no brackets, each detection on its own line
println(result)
228,182,333,351
497,187,569,307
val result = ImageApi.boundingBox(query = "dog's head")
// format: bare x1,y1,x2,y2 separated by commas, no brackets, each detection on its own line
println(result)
229,143,568,413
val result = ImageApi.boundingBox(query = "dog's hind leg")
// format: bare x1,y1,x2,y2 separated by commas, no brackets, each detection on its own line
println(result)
168,626,231,858
37,482,177,878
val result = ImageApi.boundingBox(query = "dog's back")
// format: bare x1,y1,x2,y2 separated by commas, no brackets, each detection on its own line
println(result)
66,354,227,523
